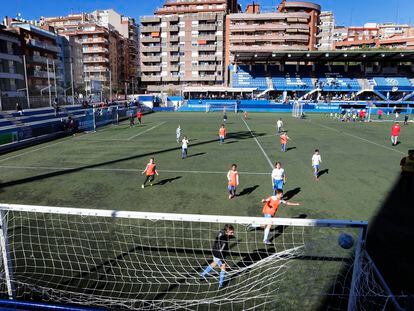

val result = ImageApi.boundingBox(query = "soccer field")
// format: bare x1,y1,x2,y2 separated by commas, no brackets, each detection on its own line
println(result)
0,112,411,310
0,112,410,219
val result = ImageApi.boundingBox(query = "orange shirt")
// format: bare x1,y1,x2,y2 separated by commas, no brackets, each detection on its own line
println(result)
262,196,284,217
280,135,288,144
219,128,226,137
391,125,400,136
227,170,239,186
146,163,156,176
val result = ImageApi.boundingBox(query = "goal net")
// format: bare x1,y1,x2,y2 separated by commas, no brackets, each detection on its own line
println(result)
206,102,238,113
0,204,399,310
292,101,303,118
367,106,413,123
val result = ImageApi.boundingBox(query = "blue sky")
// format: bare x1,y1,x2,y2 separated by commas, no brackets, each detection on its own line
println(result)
2,0,413,26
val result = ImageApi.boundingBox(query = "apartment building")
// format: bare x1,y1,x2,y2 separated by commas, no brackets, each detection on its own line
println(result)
42,10,139,95
317,11,335,50
334,23,414,50
91,10,140,91
227,1,321,66
140,0,239,92
4,19,64,97
0,25,24,97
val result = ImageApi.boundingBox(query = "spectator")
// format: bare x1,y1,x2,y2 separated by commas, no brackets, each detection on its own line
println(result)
16,103,23,115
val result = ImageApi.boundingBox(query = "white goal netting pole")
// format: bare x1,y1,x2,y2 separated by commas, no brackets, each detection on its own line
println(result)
0,203,398,311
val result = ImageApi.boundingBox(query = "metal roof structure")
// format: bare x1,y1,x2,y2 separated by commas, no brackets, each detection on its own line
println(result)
233,50,414,63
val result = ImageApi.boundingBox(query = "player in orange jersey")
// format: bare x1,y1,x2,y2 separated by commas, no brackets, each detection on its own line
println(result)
141,158,159,188
219,124,226,144
247,189,300,244
227,164,239,199
280,132,290,152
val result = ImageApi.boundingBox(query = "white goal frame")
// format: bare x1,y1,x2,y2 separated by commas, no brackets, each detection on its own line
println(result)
292,101,303,118
0,203,400,310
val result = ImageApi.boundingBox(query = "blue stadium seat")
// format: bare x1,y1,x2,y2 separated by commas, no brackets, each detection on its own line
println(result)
372,77,414,92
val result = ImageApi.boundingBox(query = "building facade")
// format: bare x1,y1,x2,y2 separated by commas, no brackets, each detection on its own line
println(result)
317,11,335,50
4,19,64,98
0,25,25,109
140,0,239,92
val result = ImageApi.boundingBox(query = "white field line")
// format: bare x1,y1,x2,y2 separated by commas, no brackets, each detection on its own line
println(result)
241,117,274,169
127,121,167,140
307,120,405,155
0,165,269,175
0,141,65,164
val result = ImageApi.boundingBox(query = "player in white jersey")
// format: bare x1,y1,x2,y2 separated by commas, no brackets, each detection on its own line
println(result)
271,162,286,195
276,118,284,134
312,149,322,180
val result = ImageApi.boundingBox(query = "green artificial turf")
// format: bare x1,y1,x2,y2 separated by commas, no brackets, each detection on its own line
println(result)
0,112,412,310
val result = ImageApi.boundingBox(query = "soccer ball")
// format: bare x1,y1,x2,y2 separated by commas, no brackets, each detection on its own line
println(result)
338,233,354,249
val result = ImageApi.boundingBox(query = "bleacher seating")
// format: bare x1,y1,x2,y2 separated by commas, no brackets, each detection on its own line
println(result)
372,77,414,92
232,65,268,90
317,76,361,91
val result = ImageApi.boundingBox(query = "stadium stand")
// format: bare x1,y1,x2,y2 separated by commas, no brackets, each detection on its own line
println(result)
371,77,414,92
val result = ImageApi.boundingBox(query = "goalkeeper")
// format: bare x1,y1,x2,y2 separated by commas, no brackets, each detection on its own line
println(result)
200,224,235,289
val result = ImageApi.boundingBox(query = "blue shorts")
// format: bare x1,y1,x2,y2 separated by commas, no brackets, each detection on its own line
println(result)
313,165,319,170
228,185,236,192
273,180,284,190
264,214,272,218
213,257,224,266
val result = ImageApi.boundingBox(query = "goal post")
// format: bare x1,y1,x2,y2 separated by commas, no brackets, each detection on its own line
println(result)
0,203,398,310
292,101,303,118
206,102,238,113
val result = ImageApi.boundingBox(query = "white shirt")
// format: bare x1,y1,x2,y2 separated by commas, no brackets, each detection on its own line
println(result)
271,168,285,181
312,154,322,166
277,120,283,128
176,127,181,136
182,138,188,149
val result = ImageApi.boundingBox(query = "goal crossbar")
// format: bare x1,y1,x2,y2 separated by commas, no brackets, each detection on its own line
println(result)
0,203,368,228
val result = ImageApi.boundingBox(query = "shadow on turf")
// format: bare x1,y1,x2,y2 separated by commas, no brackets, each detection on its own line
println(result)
286,147,297,152
318,174,414,310
282,187,301,200
0,131,265,190
317,169,329,178
237,185,259,197
153,176,182,186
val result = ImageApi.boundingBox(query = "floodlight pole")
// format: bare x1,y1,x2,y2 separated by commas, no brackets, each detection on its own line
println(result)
70,62,75,105
22,55,30,109
47,58,52,107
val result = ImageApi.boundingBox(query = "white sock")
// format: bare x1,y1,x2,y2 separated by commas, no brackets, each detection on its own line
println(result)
263,227,270,241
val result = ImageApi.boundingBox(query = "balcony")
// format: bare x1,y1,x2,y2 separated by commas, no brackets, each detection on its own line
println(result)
83,57,109,63
169,65,180,71
142,56,161,62
142,65,161,72
169,36,179,42
0,53,22,63
198,75,217,81
142,46,161,53
198,54,216,61
86,67,107,73
0,72,24,80
198,65,216,71
80,38,108,44
198,34,217,41
30,55,56,64
141,37,160,43
167,25,179,32
141,26,161,33
198,45,217,51
169,56,179,62
168,46,179,52
141,16,161,24
83,48,109,54
29,39,60,53
163,76,180,82
198,24,217,31
31,70,55,79
142,75,161,82
85,77,108,82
